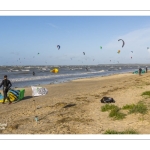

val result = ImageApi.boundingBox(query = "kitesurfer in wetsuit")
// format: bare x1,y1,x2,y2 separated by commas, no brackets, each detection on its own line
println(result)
139,68,142,76
0,75,12,104
146,66,148,73
33,71,35,76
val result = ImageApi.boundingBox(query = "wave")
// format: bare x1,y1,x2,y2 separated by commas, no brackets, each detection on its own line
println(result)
21,69,30,71
99,70,105,72
10,70,108,83
10,70,19,72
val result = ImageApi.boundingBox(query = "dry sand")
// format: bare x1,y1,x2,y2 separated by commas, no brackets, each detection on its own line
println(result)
1,71,150,134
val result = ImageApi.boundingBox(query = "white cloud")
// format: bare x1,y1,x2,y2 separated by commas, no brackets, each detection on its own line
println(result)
48,23,58,28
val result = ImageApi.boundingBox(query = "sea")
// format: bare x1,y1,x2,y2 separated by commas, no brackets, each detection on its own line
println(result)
0,64,149,88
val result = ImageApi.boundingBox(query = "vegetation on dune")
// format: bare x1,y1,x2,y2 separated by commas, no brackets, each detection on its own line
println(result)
122,101,148,115
104,129,138,134
101,100,148,120
101,104,126,120
141,91,150,97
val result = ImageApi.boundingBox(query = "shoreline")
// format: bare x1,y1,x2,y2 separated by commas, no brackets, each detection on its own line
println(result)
1,71,150,134
11,71,134,89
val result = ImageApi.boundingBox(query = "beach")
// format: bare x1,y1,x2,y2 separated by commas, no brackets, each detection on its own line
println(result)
1,71,150,134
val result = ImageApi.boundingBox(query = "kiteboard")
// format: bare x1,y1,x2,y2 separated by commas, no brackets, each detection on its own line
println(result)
0,89,20,102
8,89,20,101
0,94,6,102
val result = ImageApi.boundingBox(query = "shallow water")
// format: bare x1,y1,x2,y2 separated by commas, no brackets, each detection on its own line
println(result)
0,64,148,88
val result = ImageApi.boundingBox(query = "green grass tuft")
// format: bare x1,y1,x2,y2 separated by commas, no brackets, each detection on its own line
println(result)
109,108,126,120
122,104,135,110
101,101,148,120
101,104,126,120
101,104,119,112
122,101,147,115
128,101,148,114
141,91,150,97
104,129,138,134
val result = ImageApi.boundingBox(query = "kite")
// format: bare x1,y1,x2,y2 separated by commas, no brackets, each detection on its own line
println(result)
57,45,60,50
83,52,85,55
31,86,48,96
131,51,133,53
100,46,102,49
118,39,125,48
117,50,120,54
131,57,132,59
147,47,149,49
50,68,59,73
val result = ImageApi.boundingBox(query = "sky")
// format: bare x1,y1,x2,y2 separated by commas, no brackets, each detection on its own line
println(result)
1,16,150,65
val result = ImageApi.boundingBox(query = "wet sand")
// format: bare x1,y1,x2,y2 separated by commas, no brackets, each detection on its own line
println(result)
1,71,150,134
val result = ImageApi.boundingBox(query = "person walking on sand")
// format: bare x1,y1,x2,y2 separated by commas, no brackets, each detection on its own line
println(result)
0,75,12,104
146,66,148,73
139,67,142,76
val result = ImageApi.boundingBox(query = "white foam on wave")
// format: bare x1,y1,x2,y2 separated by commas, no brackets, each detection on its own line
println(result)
10,70,19,72
21,69,30,71
99,70,105,72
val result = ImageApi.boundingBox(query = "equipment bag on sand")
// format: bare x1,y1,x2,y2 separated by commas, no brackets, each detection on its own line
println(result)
100,97,115,103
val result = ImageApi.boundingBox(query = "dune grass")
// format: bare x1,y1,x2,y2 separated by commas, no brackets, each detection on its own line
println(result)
141,91,150,97
122,104,135,110
101,104,118,112
122,101,148,115
109,108,126,120
104,129,138,134
101,104,126,120
101,100,148,120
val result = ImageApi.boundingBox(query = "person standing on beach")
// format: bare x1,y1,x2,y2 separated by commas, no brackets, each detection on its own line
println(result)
139,67,142,76
146,66,148,73
0,75,12,104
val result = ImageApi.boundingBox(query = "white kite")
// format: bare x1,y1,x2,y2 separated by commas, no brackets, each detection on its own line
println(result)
31,86,48,96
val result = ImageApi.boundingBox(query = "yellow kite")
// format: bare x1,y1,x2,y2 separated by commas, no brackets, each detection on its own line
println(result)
50,68,59,73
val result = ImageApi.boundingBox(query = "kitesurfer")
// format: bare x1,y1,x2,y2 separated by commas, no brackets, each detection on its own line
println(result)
0,75,12,104
139,67,142,76
33,71,35,76
146,66,148,73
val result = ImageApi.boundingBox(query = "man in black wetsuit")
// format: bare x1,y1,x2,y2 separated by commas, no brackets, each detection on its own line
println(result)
0,75,12,104
139,67,142,76
146,66,148,73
